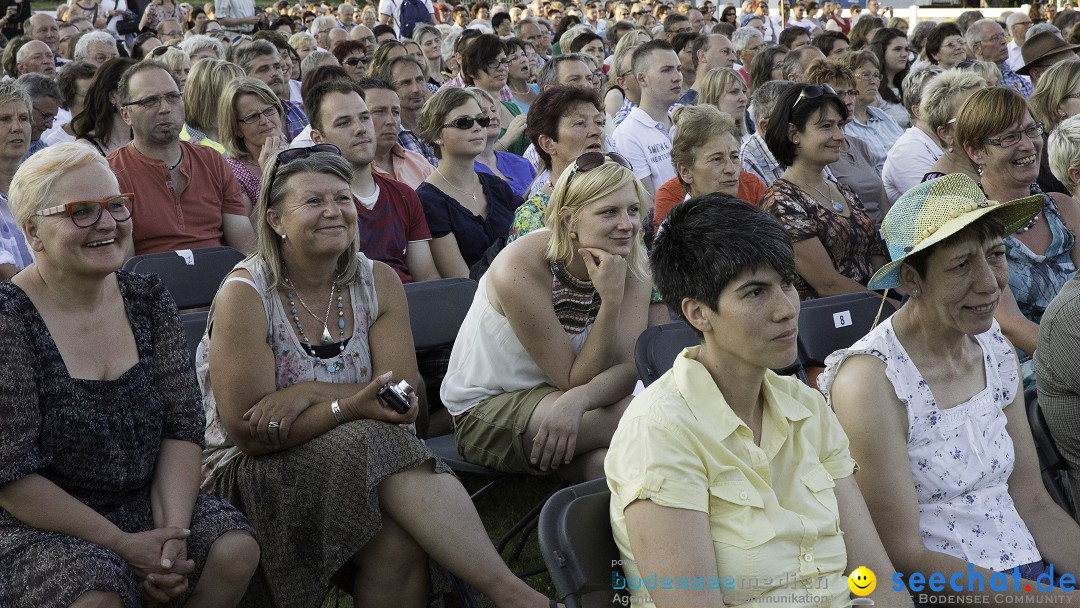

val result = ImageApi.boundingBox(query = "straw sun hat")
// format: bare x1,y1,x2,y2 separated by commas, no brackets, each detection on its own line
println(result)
868,174,1045,290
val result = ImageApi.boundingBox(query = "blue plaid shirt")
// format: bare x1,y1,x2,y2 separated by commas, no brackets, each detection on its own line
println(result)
399,127,438,167
1000,61,1033,98
613,97,637,129
283,100,309,142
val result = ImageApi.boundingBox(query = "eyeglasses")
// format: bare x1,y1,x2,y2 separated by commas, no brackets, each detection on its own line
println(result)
980,32,1007,44
941,38,965,49
342,56,365,66
485,58,512,71
266,144,342,194
792,83,836,110
854,70,882,82
565,151,632,188
835,88,858,98
121,91,183,109
441,115,491,129
36,194,134,228
982,122,1044,148
240,106,279,124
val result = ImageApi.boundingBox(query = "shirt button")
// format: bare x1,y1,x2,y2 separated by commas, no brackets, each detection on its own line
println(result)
803,553,814,562
739,491,749,500
826,473,833,481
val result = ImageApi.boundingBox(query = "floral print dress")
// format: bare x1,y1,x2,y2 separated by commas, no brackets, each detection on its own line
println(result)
818,317,1042,571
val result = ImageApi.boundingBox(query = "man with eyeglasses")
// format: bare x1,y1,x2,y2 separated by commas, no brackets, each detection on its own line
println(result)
677,33,736,106
14,74,58,160
236,40,309,141
514,17,552,60
967,18,1032,98
108,62,255,257
307,78,441,284
1006,11,1034,72
349,24,378,60
72,30,118,68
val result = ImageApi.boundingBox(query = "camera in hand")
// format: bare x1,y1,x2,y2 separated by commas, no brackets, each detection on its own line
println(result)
378,380,414,414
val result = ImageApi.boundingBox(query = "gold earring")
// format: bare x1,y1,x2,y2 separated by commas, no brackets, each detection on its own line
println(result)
570,231,578,240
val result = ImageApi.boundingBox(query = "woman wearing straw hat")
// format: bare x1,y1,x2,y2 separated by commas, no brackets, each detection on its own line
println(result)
819,173,1080,607
956,86,1080,389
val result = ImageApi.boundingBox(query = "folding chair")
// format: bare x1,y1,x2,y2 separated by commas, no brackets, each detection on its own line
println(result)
635,321,805,387
122,246,245,310
538,478,625,608
797,292,897,369
1026,390,1076,518
404,278,552,576
179,310,209,369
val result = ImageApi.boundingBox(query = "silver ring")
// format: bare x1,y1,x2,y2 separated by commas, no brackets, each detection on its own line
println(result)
268,421,280,430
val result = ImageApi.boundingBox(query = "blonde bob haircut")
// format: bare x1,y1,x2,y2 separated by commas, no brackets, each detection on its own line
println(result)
670,104,740,188
1049,115,1080,194
1031,60,1080,132
919,70,985,133
697,67,748,135
10,141,115,227
185,58,244,134
543,159,649,280
148,46,190,81
219,77,285,160
955,86,1030,157
254,151,359,290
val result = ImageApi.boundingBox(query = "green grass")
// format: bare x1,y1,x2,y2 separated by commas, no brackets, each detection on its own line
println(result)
322,472,564,607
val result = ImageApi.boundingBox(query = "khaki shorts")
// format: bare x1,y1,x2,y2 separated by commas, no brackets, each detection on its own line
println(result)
453,384,560,475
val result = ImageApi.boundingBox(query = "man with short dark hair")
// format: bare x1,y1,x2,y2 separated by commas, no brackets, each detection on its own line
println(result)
362,77,433,189
383,55,438,165
778,25,811,49
235,40,309,140
515,17,552,59
307,79,441,283
156,18,183,43
109,62,255,257
677,33,735,105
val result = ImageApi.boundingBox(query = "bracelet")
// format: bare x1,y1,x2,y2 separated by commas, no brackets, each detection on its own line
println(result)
331,399,347,424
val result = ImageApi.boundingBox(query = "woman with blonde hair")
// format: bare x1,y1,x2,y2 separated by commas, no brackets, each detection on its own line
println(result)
287,31,317,63
1030,60,1080,193
920,70,986,183
697,67,748,138
653,104,766,231
147,45,192,90
219,77,285,215
181,58,244,153
443,153,651,481
413,25,446,87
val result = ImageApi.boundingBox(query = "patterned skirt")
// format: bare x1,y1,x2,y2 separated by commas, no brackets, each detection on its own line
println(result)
210,420,453,607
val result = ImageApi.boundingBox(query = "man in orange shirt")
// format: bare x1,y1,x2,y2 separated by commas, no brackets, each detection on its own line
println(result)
109,62,255,257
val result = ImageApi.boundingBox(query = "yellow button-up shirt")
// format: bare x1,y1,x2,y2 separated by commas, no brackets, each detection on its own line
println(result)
606,346,858,607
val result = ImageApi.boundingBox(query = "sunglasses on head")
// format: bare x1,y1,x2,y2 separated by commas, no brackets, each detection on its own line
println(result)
565,151,632,188
441,115,491,129
792,83,836,110
267,144,342,193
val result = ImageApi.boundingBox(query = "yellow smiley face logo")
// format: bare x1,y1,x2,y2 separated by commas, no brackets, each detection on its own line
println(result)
848,566,877,596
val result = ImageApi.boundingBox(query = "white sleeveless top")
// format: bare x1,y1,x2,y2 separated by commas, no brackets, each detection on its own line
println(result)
198,254,378,488
818,318,1040,570
440,271,592,416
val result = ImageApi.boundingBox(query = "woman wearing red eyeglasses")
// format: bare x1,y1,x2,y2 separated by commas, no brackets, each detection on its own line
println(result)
443,152,650,482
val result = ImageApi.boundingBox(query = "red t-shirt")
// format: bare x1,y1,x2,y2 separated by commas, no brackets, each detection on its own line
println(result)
652,172,768,231
355,172,432,284
109,141,247,255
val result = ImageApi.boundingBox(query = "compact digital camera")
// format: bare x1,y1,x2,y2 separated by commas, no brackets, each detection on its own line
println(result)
379,380,414,414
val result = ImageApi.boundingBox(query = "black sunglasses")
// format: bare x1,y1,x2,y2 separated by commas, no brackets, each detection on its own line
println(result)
792,83,836,110
267,144,343,192
565,151,632,188
441,115,491,129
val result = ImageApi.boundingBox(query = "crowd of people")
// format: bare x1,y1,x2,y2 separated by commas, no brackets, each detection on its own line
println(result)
7,0,1080,605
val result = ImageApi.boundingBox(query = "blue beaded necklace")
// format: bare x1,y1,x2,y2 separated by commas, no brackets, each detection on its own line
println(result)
284,277,347,373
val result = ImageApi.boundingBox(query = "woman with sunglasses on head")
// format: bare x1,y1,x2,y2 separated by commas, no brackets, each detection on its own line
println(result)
0,142,260,608
821,174,1080,608
956,86,1080,389
870,28,911,129
418,87,523,278
760,83,890,301
833,49,902,173
444,152,650,485
199,146,560,608
460,34,531,156
219,77,285,218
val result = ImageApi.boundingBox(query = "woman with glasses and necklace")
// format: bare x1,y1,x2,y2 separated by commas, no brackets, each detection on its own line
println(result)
760,83,889,301
417,88,523,278
957,86,1080,389
219,77,285,218
0,142,260,608
443,152,650,483
199,146,559,608
460,34,530,156
835,49,902,173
